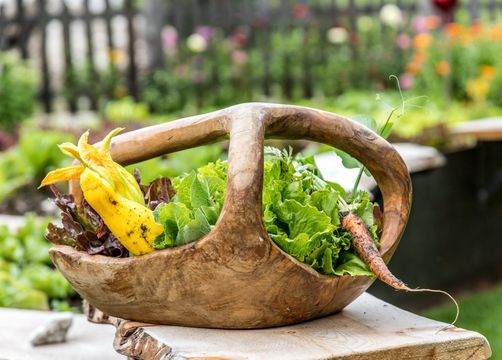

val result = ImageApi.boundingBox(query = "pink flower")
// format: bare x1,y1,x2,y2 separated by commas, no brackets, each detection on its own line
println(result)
396,33,411,49
195,26,214,42
292,4,309,19
232,50,248,65
230,31,248,48
411,16,428,34
399,73,414,90
161,26,178,49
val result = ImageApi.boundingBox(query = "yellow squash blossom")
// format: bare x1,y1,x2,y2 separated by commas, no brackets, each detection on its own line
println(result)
39,128,164,255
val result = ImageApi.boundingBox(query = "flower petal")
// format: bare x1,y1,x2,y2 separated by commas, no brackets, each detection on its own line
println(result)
78,130,104,168
58,142,85,164
99,127,124,160
39,165,85,188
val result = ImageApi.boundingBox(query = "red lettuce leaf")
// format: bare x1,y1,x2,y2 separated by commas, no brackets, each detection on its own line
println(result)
46,185,129,257
46,170,174,257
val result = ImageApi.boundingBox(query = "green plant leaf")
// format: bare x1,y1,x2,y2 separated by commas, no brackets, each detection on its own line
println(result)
333,252,374,277
275,199,334,239
380,121,395,139
190,175,211,208
352,114,378,133
154,202,191,249
177,209,211,245
310,190,340,226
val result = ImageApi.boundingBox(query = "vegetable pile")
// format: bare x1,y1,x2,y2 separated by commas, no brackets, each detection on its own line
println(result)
41,128,462,325
151,148,380,276
41,129,384,278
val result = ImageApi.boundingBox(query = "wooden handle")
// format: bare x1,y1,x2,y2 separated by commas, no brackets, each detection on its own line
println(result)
71,103,411,261
263,104,412,260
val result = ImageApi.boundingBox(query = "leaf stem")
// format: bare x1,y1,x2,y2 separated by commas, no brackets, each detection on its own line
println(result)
350,108,398,201
350,168,364,201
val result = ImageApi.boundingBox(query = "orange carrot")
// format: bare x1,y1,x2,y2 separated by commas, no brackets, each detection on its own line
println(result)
342,213,407,289
342,212,459,328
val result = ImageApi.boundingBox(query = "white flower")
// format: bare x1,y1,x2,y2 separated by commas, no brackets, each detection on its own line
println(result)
379,4,403,28
327,27,348,44
187,33,207,53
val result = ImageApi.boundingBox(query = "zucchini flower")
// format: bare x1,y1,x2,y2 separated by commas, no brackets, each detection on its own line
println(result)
40,128,163,255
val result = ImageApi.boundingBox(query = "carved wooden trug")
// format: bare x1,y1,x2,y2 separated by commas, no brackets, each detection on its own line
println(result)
49,103,412,329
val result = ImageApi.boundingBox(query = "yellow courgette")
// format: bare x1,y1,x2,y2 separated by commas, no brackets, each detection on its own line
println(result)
40,128,163,255
80,169,162,255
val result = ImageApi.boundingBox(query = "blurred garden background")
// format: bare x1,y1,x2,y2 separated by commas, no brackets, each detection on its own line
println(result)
0,0,501,356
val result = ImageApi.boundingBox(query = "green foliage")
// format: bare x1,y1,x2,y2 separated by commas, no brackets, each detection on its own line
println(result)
153,160,227,249
104,97,151,123
296,90,502,141
0,215,74,310
139,18,408,114
261,149,377,276
62,61,121,110
153,148,378,277
407,23,502,109
126,144,223,183
0,52,38,131
0,129,74,203
424,286,502,360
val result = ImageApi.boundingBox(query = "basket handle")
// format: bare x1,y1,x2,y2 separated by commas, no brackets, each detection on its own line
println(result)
70,103,411,260
223,104,411,260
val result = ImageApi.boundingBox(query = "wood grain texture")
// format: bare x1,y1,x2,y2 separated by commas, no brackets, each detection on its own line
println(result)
50,103,412,329
104,294,492,360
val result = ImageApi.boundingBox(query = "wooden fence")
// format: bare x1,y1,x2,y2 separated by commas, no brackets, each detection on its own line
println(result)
1,0,501,114
0,0,138,113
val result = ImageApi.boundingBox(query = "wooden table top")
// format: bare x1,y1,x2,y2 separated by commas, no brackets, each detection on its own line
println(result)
0,308,121,360
450,117,502,141
106,293,491,360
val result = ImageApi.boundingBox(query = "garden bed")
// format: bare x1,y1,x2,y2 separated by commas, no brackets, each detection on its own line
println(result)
369,140,502,310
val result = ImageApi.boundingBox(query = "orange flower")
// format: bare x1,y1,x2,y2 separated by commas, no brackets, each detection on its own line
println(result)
490,25,502,40
445,22,463,38
413,33,433,49
470,22,483,37
425,16,441,30
412,50,428,64
406,62,422,75
435,61,451,76
480,65,496,80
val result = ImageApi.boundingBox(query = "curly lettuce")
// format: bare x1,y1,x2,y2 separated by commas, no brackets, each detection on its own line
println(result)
153,148,380,277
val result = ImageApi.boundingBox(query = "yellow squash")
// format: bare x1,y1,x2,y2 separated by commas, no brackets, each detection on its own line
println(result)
40,128,163,255
80,169,163,255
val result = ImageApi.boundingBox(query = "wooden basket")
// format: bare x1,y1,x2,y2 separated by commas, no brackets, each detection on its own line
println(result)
49,103,412,329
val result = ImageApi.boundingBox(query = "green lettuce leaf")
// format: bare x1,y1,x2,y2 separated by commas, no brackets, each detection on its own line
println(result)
310,190,340,226
154,202,211,249
333,252,374,277
153,147,381,279
275,199,333,239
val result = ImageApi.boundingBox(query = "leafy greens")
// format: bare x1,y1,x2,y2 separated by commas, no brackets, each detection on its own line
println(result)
47,145,381,277
152,147,380,277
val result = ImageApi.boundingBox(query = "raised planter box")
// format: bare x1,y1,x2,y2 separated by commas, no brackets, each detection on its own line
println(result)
369,141,502,310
